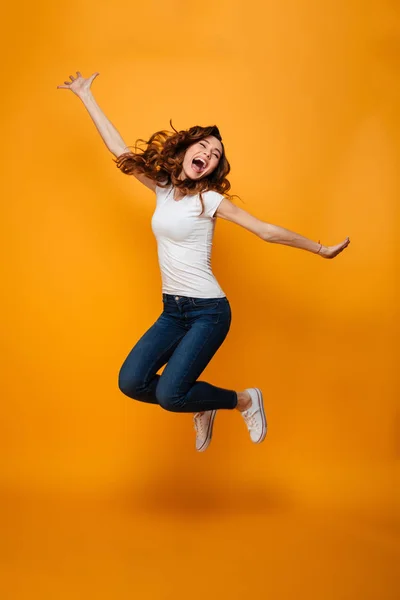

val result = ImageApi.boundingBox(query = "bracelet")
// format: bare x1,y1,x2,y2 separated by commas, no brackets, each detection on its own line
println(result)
317,243,322,254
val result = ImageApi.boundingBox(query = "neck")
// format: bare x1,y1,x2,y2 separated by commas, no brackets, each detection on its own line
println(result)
173,188,185,201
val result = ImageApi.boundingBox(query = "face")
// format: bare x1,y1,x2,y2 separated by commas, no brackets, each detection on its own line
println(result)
180,135,223,180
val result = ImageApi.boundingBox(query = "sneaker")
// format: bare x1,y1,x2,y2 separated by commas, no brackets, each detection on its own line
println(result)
193,410,217,452
240,388,267,443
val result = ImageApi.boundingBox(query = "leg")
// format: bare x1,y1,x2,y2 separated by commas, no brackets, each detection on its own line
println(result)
118,311,187,405
155,299,238,413
236,390,252,411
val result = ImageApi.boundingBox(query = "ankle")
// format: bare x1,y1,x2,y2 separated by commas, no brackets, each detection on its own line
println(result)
236,390,252,412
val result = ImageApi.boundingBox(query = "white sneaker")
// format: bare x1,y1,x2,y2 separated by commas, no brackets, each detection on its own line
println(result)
240,388,267,443
193,410,217,452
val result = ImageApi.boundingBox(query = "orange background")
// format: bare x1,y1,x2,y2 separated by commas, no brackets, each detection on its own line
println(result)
1,1,398,599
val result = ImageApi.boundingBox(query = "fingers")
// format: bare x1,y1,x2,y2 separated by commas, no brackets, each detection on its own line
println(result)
56,71,98,89
57,71,82,89
335,241,349,257
338,238,350,250
324,237,350,259
57,78,73,88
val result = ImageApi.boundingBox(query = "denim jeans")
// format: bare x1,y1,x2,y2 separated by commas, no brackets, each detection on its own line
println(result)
118,293,238,412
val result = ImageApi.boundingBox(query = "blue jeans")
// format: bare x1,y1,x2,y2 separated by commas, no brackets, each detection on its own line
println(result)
118,293,238,412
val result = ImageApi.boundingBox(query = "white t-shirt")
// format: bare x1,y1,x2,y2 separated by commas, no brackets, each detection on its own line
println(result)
151,184,226,298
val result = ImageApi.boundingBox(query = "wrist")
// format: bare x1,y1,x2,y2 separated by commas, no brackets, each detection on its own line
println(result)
79,90,94,104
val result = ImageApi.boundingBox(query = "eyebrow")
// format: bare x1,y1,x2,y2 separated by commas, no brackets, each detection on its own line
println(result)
203,139,222,156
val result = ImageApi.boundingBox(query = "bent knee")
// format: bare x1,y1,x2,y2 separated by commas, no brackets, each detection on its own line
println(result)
118,370,143,398
156,388,184,412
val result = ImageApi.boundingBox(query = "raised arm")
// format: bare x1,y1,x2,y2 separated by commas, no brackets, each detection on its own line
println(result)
57,71,156,192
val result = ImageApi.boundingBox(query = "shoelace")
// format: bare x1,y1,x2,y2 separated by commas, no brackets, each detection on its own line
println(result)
193,413,204,435
242,409,260,432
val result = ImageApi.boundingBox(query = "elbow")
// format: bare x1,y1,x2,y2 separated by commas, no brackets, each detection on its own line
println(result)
260,224,275,242
261,223,285,244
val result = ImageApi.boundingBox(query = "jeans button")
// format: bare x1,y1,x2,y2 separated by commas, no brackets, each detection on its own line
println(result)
175,296,179,300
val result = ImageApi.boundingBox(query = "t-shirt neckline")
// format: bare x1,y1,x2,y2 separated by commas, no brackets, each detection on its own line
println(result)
168,185,187,202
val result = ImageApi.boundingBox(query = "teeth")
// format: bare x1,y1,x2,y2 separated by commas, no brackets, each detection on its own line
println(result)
195,157,206,167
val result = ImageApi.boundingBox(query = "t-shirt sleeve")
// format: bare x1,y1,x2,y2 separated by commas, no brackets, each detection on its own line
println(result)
202,190,225,218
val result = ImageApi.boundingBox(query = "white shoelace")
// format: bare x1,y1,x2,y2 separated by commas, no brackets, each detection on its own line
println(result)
193,413,205,435
242,409,260,432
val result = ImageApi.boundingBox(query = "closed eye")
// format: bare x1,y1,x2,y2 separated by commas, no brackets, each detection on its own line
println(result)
200,142,220,159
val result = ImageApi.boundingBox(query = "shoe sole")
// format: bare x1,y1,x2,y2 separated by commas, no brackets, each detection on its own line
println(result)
197,410,217,452
251,388,267,443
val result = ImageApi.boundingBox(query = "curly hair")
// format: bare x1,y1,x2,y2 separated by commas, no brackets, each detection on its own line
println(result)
113,120,240,215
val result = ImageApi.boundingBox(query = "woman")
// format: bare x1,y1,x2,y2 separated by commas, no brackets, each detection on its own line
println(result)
57,71,350,452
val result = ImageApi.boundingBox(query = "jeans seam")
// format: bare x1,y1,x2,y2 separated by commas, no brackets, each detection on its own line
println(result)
173,320,227,407
142,332,186,389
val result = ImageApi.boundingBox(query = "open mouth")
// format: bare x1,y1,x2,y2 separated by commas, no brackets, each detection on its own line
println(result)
191,157,207,173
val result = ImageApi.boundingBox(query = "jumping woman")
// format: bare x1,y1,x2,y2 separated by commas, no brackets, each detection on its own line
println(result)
57,71,350,452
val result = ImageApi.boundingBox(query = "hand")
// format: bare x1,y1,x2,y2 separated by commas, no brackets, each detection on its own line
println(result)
318,237,350,259
57,71,99,98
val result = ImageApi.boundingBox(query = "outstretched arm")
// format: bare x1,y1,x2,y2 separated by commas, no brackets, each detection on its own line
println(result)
57,72,128,156
261,222,350,258
215,198,350,259
57,71,156,192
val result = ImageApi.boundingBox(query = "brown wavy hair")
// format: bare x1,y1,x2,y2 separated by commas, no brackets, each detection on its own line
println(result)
113,120,240,215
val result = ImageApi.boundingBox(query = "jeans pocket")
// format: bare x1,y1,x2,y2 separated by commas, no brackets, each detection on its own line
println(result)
191,298,220,309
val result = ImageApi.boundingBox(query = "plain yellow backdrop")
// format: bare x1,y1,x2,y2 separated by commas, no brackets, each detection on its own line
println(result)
1,1,398,599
